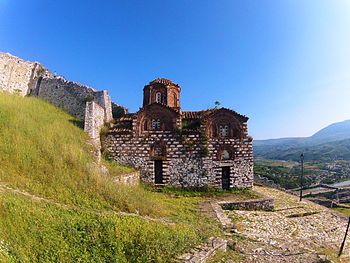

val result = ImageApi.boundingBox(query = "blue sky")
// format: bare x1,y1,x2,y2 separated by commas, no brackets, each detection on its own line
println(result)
1,0,350,139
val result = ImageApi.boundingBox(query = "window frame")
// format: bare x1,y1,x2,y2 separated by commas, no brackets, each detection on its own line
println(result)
219,124,229,138
151,119,161,130
173,93,177,107
155,92,162,103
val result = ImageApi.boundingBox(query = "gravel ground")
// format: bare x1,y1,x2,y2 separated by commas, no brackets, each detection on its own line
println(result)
228,186,350,263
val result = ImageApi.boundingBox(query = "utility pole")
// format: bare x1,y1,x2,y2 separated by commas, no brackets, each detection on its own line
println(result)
338,217,350,257
300,153,304,202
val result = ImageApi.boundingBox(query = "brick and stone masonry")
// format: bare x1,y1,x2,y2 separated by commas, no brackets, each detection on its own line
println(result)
104,78,254,189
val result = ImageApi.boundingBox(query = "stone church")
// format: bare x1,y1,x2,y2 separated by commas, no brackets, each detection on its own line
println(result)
104,78,253,189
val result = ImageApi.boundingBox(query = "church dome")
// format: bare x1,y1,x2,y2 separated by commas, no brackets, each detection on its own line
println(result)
143,78,181,109
149,78,180,88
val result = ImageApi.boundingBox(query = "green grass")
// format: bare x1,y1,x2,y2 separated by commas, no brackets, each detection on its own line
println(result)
161,186,260,199
0,93,222,262
207,249,243,263
0,192,211,262
332,207,350,217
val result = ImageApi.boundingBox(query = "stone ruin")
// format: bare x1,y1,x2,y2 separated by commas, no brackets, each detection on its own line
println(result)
0,52,112,162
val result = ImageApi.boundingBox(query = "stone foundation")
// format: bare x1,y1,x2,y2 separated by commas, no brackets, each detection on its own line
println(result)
104,131,253,189
219,198,274,211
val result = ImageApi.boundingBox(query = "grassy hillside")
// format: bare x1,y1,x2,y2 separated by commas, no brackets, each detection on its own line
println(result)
0,93,221,262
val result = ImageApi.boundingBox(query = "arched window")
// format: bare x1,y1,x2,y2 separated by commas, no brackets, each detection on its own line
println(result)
173,94,177,107
143,120,148,131
156,92,162,103
219,125,229,137
152,119,161,130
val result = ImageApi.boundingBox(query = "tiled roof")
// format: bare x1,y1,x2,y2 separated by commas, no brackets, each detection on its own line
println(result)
149,78,180,87
182,108,248,121
112,115,133,132
138,102,181,114
217,107,249,121
110,128,132,133
117,114,134,121
182,110,211,119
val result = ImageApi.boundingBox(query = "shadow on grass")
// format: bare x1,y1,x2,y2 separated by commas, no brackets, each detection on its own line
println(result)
69,119,84,129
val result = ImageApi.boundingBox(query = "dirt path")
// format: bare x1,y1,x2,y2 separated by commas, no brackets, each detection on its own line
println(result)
227,186,350,262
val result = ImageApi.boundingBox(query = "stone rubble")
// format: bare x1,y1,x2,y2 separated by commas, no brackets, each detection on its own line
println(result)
211,202,234,231
113,172,140,185
178,237,227,263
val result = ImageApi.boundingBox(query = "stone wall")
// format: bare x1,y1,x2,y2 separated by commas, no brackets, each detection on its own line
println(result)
84,101,105,161
0,52,48,96
35,76,113,121
111,102,128,118
219,198,274,211
114,172,140,186
104,129,253,188
0,52,113,123
0,51,114,163
95,90,113,122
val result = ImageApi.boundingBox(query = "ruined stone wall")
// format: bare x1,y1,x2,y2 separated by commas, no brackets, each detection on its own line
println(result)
0,52,112,122
0,52,115,163
84,101,105,162
95,90,113,122
114,172,140,186
36,77,97,120
35,77,113,122
104,130,253,188
0,52,42,96
34,77,113,161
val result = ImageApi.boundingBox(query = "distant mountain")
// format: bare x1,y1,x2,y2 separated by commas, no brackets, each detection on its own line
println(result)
311,119,350,143
254,120,350,161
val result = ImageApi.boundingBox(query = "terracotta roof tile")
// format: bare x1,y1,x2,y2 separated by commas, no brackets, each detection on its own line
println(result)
182,109,213,119
110,128,132,133
138,102,181,114
182,108,248,121
149,78,180,87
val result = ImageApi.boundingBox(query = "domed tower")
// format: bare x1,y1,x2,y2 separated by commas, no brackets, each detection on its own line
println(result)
143,78,181,110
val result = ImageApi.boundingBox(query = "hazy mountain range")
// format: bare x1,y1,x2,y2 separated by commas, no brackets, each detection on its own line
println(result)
254,120,350,161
